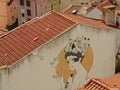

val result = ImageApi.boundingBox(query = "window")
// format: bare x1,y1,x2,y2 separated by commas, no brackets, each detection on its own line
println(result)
27,9,31,16
22,13,25,17
20,0,24,5
12,16,14,21
26,0,30,7
59,0,61,4
45,6,47,9
21,9,25,17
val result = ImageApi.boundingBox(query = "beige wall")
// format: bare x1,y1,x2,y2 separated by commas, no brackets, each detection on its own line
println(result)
0,0,7,27
60,0,90,10
0,24,119,90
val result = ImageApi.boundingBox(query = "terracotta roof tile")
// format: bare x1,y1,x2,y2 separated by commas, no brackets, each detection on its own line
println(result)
103,73,120,88
0,11,75,67
86,6,94,13
61,4,82,14
57,12,111,29
97,0,112,12
75,74,120,90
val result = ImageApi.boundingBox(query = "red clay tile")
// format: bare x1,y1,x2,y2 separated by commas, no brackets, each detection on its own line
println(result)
0,12,75,67
97,0,112,12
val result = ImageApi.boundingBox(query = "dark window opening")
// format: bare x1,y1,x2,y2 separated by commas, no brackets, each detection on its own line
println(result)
26,0,30,7
22,13,25,17
20,0,24,5
27,9,31,16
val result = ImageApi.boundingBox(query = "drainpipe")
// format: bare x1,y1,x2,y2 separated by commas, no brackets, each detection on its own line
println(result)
34,0,37,16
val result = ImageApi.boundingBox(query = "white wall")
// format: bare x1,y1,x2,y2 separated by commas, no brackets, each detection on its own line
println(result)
85,8,102,20
0,24,118,90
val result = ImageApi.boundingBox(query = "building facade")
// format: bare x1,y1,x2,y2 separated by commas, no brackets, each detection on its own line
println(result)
0,0,17,28
16,0,49,24
0,12,119,90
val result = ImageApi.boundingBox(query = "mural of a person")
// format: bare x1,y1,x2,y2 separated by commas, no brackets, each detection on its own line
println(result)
51,36,93,90
64,37,89,90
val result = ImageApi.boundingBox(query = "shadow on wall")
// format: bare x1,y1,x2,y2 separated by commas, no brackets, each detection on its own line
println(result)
116,59,120,73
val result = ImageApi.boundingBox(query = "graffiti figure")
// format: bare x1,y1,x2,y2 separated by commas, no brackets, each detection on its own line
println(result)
52,36,91,90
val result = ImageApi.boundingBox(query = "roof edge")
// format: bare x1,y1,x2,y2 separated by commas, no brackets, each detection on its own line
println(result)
8,23,77,68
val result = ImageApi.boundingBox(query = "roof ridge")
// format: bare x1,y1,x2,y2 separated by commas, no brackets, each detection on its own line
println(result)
54,11,77,24
0,11,76,68
97,0,112,11
61,4,74,12
0,11,51,39
92,78,111,89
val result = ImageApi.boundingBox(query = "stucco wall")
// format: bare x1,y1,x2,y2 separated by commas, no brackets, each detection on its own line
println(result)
16,0,36,24
85,8,102,20
0,24,118,90
0,0,7,27
60,0,90,10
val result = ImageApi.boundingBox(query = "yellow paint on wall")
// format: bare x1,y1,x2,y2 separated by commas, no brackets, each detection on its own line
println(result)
56,47,76,83
56,46,93,83
82,46,94,73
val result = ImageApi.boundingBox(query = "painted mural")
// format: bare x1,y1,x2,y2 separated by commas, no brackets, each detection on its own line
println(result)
51,36,94,90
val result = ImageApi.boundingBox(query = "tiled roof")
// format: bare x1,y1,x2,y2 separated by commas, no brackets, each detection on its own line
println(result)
0,11,75,67
75,74,120,90
86,6,94,13
57,12,111,29
0,27,8,36
97,0,112,12
61,4,82,14
103,73,120,88
75,78,110,90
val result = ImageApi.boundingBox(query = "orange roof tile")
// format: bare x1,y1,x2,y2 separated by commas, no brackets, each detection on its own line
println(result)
103,73,120,88
75,74,120,90
61,4,82,14
57,12,111,29
0,11,75,67
97,0,112,12
86,6,94,13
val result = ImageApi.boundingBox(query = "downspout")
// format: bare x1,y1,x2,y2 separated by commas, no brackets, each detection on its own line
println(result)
34,0,37,16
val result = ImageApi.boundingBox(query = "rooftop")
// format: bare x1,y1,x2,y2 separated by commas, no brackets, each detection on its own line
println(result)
0,11,115,68
75,73,120,90
97,0,112,12
61,4,82,15
57,12,111,29
0,11,75,67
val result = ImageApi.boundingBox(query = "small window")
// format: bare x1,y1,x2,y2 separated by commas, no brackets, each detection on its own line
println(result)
26,0,30,7
12,16,14,21
11,7,13,12
20,0,24,5
27,9,31,16
45,6,47,9
59,0,61,4
22,13,25,17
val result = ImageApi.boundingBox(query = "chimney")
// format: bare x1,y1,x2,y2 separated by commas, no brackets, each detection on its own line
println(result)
103,5,116,27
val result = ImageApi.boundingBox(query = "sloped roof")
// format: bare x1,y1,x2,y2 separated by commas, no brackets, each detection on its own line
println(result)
86,6,94,13
57,12,111,29
0,11,75,67
103,73,120,88
97,0,112,12
75,73,120,90
61,4,82,14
